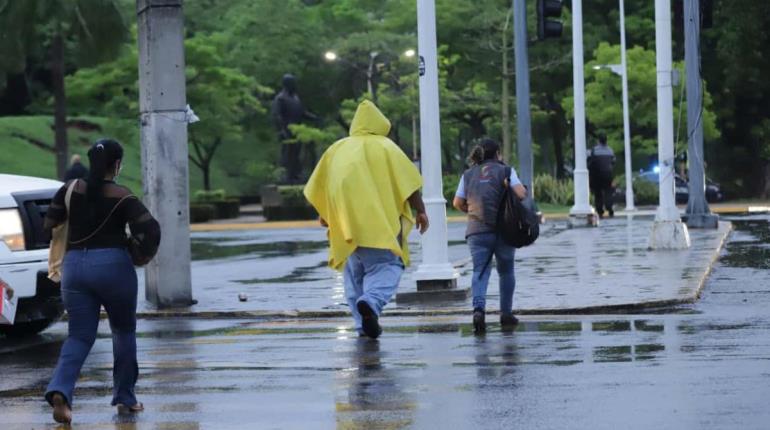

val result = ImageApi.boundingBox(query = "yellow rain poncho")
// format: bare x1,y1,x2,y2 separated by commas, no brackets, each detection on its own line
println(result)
304,100,423,270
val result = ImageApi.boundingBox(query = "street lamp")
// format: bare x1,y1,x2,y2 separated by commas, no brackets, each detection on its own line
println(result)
593,66,635,211
323,50,379,102
402,48,419,160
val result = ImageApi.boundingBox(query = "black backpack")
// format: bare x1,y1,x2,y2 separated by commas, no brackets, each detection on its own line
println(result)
496,166,540,248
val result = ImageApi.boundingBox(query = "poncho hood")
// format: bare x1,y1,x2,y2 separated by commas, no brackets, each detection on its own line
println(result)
304,101,422,270
349,100,392,137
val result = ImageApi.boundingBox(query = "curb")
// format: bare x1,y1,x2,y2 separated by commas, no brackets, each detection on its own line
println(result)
131,298,695,321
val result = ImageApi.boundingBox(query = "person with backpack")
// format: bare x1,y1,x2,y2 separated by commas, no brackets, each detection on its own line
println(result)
42,139,161,424
452,138,527,334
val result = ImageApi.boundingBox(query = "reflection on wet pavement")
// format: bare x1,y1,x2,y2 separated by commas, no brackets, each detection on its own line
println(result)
1,214,769,429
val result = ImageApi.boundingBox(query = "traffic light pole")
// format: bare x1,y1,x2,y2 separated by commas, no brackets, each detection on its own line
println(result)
513,0,533,191
683,0,718,229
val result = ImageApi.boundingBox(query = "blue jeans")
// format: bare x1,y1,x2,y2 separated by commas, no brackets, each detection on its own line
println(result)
45,248,139,408
344,247,405,334
468,233,516,315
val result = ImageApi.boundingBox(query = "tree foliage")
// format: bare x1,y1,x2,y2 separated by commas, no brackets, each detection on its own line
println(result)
1,0,769,197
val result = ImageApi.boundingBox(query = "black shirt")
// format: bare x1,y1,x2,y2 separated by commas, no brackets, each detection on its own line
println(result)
45,180,161,257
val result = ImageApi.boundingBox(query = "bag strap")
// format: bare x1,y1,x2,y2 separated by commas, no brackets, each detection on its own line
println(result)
69,194,137,245
64,179,77,215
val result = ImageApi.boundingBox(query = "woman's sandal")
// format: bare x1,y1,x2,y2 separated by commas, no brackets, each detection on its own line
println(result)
116,402,144,414
51,392,72,424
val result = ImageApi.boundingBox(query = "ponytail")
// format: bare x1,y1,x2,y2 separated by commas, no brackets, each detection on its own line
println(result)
86,139,124,217
468,137,500,166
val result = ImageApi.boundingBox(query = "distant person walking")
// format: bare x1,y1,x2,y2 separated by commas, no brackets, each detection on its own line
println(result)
304,101,428,339
43,139,161,424
453,138,527,333
63,154,89,182
588,135,616,218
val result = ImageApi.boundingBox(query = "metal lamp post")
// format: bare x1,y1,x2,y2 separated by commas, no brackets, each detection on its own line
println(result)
324,50,380,103
618,0,635,211
593,64,635,211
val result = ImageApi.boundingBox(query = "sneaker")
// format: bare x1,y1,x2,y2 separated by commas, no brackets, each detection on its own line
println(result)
473,308,486,334
500,314,519,331
357,301,382,339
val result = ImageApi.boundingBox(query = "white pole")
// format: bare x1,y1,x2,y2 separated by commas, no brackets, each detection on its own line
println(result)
649,0,690,249
619,0,635,211
570,0,594,219
414,0,457,286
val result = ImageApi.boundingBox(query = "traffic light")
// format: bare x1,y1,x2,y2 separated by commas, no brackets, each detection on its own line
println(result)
537,0,564,40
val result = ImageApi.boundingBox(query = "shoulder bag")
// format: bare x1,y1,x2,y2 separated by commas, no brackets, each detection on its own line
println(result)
48,180,78,283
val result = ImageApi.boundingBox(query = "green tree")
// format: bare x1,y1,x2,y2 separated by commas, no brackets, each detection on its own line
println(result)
185,34,267,190
565,42,718,171
702,1,770,197
0,0,128,179
66,31,268,191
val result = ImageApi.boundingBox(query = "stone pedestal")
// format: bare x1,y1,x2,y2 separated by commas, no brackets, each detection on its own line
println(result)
683,213,719,230
396,277,468,304
569,213,599,228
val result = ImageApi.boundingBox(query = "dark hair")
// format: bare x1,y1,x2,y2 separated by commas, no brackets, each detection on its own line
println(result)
468,138,500,165
86,138,123,211
598,134,607,145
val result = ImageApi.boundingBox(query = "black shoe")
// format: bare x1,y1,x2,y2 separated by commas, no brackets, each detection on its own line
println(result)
357,301,382,339
500,314,519,331
608,209,615,218
473,308,486,334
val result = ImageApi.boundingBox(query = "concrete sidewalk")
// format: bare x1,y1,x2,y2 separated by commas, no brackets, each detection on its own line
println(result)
137,216,732,318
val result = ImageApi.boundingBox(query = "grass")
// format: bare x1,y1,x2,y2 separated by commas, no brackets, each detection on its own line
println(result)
0,115,246,196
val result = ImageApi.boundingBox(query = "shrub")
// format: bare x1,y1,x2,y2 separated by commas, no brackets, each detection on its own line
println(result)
534,174,574,205
277,185,307,206
443,174,461,206
212,199,241,219
192,189,241,219
262,185,317,221
190,204,216,223
194,189,227,203
633,178,658,205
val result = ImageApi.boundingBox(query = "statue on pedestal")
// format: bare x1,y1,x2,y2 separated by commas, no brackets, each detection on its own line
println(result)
271,74,317,184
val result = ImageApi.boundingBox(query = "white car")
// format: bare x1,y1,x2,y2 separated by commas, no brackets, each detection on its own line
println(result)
0,174,65,337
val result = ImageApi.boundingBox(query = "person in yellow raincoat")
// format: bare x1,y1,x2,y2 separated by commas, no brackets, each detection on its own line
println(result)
304,100,429,339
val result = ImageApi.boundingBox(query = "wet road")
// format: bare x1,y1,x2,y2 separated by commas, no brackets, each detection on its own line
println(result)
1,214,769,429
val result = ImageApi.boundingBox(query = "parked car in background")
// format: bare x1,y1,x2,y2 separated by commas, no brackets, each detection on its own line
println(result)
0,174,64,337
614,170,724,205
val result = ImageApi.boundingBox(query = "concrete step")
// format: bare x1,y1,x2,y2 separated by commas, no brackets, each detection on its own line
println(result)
395,288,470,304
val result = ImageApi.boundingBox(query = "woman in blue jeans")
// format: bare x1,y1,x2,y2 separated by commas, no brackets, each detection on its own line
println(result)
453,138,527,333
43,139,160,424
